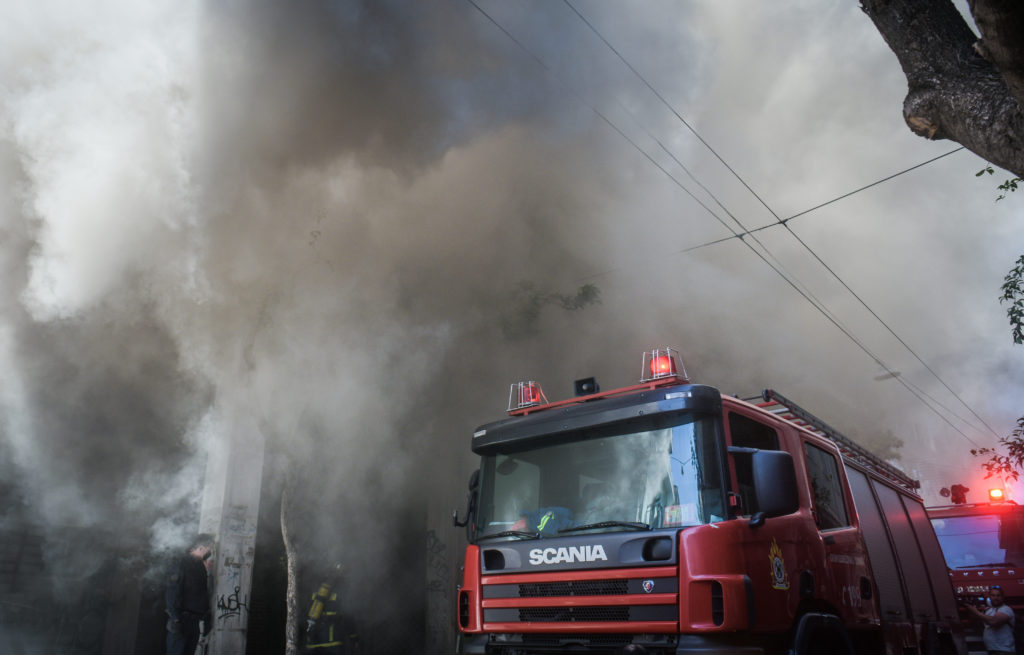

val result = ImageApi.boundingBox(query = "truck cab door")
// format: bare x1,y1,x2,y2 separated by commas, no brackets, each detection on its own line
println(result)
802,441,875,627
725,411,805,629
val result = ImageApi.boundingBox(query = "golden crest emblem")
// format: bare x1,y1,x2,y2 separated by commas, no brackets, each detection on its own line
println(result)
769,538,789,591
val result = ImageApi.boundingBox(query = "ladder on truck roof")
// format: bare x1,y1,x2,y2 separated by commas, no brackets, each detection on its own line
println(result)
757,388,920,494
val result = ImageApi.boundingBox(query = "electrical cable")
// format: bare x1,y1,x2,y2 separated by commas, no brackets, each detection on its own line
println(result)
678,147,966,253
468,0,990,447
463,0,735,238
561,1,995,443
561,0,776,223
488,0,861,353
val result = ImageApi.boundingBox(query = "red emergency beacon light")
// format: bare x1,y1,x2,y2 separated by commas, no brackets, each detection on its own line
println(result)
640,347,689,383
508,380,548,412
990,488,1006,502
507,347,689,415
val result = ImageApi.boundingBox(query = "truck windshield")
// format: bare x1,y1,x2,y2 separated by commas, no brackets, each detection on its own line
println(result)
931,513,1024,568
474,413,725,540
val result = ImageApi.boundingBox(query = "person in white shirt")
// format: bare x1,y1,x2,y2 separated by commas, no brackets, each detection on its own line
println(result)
966,585,1015,655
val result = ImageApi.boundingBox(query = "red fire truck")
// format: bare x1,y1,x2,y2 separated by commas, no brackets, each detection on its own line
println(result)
928,498,1024,652
454,348,964,655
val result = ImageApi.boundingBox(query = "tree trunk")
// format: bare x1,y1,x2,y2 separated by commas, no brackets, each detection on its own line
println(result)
862,0,1024,178
281,477,301,655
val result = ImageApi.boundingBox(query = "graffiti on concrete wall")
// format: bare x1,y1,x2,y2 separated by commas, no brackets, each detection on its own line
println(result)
216,585,249,622
425,529,452,653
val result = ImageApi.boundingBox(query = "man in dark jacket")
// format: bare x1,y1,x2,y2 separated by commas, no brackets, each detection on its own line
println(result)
166,534,214,655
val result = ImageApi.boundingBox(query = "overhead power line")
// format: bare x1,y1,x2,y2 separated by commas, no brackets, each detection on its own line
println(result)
679,147,966,254
561,1,994,445
468,0,991,447
561,0,774,224
468,0,851,346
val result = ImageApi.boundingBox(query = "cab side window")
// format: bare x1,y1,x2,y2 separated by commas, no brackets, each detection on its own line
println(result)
728,413,779,516
804,443,849,530
730,414,778,450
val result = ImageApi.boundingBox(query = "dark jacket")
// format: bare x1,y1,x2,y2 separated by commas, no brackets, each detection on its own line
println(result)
166,554,210,621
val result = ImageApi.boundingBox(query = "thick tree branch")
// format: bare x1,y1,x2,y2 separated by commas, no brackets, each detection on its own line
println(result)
970,0,1024,105
862,0,1024,178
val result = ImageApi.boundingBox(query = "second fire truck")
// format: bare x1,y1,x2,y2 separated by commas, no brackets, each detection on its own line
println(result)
929,496,1024,653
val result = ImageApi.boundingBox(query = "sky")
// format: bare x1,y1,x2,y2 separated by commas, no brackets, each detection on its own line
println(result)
0,0,1022,640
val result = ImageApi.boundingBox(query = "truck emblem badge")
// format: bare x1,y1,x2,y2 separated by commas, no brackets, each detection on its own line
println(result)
528,545,609,566
769,538,790,591
642,580,655,593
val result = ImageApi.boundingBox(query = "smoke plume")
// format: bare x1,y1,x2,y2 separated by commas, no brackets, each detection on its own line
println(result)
1,1,1020,651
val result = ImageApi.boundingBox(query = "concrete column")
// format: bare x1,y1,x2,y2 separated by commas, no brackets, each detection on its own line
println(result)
426,466,474,655
198,405,266,655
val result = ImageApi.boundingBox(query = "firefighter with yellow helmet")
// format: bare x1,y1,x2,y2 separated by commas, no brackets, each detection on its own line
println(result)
304,563,349,654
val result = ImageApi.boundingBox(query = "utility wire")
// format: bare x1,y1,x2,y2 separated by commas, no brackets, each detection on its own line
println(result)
562,1,994,443
679,147,966,254
781,148,966,223
469,0,852,342
469,0,985,446
464,0,734,238
562,0,777,224
592,59,854,335
783,211,999,440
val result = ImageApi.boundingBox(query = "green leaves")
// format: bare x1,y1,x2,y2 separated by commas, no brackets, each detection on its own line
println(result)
972,418,1024,482
973,165,1024,482
1001,255,1024,345
977,163,1021,201
998,177,1020,201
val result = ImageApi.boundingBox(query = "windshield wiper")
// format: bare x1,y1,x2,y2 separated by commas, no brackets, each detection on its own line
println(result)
476,530,540,542
957,562,1016,568
558,521,651,534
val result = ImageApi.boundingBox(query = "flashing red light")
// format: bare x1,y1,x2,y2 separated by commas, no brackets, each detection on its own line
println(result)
650,355,676,377
641,347,688,382
990,488,1005,502
508,380,548,412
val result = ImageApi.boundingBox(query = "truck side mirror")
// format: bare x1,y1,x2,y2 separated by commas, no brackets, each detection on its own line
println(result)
752,450,799,521
452,469,481,531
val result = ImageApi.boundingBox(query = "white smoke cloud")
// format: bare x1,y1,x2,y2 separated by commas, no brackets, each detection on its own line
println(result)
5,0,201,321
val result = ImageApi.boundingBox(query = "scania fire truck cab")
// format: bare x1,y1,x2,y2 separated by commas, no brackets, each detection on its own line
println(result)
455,348,964,655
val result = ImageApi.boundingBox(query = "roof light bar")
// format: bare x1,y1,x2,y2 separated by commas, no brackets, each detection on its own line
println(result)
508,381,548,412
640,347,689,383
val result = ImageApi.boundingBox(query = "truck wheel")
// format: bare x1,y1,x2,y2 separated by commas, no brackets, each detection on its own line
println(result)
790,613,853,655
804,634,838,655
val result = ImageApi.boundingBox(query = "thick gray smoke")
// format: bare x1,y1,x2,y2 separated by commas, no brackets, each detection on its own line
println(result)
1,0,1020,651
0,1,660,649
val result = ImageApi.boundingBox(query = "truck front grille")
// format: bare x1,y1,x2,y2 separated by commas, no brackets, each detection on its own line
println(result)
484,604,676,623
480,567,679,628
518,606,631,622
517,579,628,597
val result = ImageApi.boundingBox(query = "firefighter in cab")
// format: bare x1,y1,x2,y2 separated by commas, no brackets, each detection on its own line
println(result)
305,564,354,654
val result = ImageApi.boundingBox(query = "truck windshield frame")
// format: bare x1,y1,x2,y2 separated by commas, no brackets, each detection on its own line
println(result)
473,411,726,541
931,512,1024,569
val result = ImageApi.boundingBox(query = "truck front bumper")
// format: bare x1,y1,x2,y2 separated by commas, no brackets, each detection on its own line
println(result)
457,633,767,655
